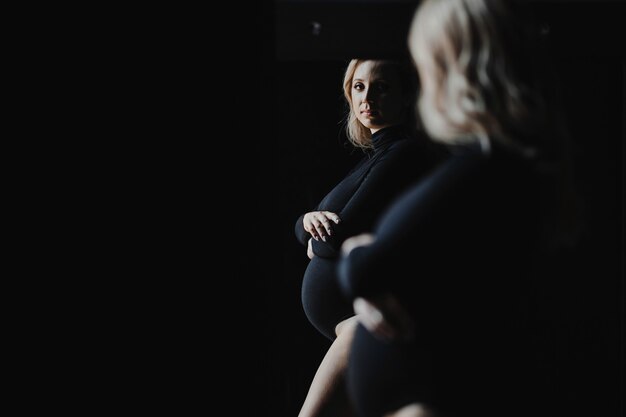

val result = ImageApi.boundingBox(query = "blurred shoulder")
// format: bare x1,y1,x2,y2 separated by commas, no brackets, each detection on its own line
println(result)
405,133,451,164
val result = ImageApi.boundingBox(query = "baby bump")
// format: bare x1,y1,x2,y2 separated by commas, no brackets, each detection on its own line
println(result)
301,257,354,340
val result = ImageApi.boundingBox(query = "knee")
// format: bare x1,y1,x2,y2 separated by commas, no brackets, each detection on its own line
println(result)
384,404,438,417
334,315,358,338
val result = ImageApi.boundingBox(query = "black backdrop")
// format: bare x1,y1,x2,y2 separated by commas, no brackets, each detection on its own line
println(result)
261,1,625,416
109,1,623,415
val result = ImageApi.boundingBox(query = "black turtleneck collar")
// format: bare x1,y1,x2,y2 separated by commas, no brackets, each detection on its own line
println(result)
371,125,410,152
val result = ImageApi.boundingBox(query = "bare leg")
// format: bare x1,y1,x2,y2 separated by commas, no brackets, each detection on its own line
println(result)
298,316,359,417
383,404,438,417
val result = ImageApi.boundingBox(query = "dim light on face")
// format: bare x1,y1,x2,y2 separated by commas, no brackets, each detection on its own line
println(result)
350,61,406,133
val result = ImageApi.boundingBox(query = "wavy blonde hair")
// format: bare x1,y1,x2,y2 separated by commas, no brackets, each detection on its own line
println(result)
409,0,545,155
410,0,582,247
342,59,418,150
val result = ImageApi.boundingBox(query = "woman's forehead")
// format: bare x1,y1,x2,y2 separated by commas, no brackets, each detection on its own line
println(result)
354,61,398,80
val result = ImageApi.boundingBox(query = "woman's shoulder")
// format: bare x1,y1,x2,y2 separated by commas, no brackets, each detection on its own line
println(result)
385,137,420,151
384,131,431,151
394,134,451,163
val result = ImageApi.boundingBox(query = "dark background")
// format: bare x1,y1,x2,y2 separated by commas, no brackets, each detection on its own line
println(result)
109,0,623,415
255,1,625,416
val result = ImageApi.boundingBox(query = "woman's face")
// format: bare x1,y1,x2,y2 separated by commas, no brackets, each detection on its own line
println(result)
350,61,406,133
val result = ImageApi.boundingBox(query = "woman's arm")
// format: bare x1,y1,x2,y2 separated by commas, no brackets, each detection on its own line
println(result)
295,212,341,246
337,150,483,298
312,141,441,258
340,233,416,342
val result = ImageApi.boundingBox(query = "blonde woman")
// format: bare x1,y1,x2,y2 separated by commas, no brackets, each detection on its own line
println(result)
295,58,446,417
338,1,579,417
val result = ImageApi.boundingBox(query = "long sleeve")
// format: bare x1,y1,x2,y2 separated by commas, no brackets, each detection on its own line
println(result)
294,214,309,246
294,156,370,248
311,140,443,258
337,150,484,299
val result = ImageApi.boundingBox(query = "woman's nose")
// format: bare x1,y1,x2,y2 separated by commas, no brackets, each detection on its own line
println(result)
363,89,374,103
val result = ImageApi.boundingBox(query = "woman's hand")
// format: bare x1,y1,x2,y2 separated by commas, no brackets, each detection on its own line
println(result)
303,211,341,241
307,238,315,259
353,294,415,343
341,233,375,256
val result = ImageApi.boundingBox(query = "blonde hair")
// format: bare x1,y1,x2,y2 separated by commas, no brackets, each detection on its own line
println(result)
343,59,373,149
410,0,582,248
409,0,543,156
342,59,418,150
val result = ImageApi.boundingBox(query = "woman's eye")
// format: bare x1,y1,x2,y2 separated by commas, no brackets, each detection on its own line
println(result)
353,82,364,91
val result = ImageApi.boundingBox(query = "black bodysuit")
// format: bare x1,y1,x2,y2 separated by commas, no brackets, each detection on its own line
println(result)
295,125,446,340
337,143,555,417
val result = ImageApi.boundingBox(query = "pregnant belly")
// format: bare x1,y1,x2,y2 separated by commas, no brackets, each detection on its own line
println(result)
301,256,354,340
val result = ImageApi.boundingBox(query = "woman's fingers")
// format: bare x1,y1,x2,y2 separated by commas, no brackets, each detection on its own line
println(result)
354,298,393,341
314,212,339,240
341,233,375,255
307,238,315,259
317,217,333,240
303,213,321,240
305,211,341,241
322,211,341,224
354,295,414,343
